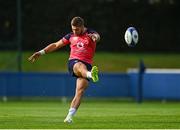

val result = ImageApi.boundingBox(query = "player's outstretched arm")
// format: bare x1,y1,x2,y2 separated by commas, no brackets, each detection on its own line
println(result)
28,39,65,63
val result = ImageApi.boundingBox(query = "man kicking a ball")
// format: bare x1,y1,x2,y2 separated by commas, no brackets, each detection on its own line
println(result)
28,16,100,123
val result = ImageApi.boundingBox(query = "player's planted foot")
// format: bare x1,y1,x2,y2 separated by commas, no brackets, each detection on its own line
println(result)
64,116,73,123
91,66,99,82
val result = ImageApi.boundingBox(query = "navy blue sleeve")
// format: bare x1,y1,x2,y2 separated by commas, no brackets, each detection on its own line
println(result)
63,33,72,40
87,28,97,34
62,33,73,45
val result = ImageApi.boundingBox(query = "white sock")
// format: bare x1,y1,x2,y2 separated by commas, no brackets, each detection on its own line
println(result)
86,71,92,78
67,107,76,117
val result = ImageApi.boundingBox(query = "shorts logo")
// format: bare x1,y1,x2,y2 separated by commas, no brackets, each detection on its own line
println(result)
74,60,78,63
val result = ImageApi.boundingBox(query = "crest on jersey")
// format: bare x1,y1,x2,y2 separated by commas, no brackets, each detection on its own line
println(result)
77,42,84,49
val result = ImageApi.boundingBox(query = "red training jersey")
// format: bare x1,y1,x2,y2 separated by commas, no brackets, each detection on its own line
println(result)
62,28,98,64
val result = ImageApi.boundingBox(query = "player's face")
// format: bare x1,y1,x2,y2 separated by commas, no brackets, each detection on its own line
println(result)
71,25,84,35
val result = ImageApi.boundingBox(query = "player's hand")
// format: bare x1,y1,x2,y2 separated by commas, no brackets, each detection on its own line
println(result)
28,52,41,63
87,34,97,42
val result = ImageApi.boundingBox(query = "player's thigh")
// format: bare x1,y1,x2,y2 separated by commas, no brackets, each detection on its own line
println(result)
73,62,87,76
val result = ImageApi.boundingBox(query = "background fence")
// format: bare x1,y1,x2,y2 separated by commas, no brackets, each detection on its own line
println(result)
1,69,180,100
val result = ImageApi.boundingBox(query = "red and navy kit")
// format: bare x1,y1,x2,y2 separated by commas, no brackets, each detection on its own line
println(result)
62,28,97,65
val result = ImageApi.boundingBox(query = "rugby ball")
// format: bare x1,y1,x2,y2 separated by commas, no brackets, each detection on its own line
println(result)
124,27,138,47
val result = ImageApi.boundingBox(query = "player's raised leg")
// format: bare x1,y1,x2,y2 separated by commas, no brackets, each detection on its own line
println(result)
73,62,99,82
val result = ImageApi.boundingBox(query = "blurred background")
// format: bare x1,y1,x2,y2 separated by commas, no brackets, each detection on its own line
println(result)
0,0,180,101
1,0,180,52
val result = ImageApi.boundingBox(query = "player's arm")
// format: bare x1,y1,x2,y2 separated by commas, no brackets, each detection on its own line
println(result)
42,39,65,54
91,33,100,43
88,32,100,43
28,39,65,63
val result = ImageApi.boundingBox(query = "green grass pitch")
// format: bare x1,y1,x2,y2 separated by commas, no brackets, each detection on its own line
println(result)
0,100,180,129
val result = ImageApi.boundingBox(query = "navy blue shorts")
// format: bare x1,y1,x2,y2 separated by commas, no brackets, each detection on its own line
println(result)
68,59,92,78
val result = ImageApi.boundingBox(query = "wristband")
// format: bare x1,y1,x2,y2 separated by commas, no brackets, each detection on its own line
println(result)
39,50,46,55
